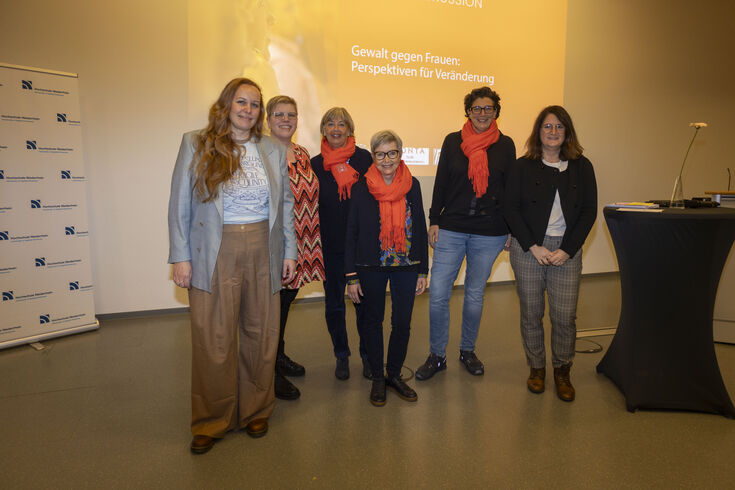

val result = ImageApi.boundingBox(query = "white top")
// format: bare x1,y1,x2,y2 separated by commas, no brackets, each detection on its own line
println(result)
223,141,270,224
542,158,568,237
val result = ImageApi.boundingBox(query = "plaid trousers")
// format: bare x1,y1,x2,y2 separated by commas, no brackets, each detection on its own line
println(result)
509,235,582,369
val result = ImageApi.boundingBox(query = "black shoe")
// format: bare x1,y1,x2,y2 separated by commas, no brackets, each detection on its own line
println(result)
276,352,305,377
370,377,386,406
275,373,300,400
386,375,418,402
415,353,447,381
362,358,372,380
459,350,484,376
335,357,350,380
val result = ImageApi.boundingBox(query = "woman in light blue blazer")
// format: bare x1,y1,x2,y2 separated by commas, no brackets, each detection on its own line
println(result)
168,78,297,454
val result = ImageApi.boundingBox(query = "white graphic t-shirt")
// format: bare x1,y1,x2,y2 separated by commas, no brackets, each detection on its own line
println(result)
223,141,270,224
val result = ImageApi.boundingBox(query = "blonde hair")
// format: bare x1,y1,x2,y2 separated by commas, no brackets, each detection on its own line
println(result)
319,107,355,137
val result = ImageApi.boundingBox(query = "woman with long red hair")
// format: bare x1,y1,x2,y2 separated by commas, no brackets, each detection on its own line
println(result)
168,78,296,454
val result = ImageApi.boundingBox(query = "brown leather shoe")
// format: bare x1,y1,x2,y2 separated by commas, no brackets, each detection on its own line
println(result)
190,435,215,454
527,367,546,394
245,418,269,438
553,364,575,402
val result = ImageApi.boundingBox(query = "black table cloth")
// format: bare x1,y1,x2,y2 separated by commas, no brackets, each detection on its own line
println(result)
597,207,735,418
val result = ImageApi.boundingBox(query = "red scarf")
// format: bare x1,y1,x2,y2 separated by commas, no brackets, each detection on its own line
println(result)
321,136,359,200
365,160,413,253
460,118,500,197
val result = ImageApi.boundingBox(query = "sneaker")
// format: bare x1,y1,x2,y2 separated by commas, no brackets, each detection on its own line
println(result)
274,373,300,400
459,350,484,376
276,352,305,377
415,353,447,381
335,357,350,380
553,364,575,402
386,375,418,402
370,377,386,406
362,358,372,380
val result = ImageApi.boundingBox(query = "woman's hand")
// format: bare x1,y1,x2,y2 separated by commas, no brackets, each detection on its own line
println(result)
347,282,363,304
173,261,192,289
529,245,553,266
548,249,570,266
415,276,427,296
428,225,439,249
504,235,512,251
282,259,297,284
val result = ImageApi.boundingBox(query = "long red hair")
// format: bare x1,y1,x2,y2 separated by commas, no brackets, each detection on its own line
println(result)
192,78,265,202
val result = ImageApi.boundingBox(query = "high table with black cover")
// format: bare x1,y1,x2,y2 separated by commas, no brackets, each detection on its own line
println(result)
597,207,735,418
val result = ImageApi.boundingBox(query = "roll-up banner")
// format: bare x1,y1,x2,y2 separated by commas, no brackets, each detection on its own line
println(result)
0,63,98,350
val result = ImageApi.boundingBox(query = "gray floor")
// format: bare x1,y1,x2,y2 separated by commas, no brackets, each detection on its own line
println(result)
1,274,734,489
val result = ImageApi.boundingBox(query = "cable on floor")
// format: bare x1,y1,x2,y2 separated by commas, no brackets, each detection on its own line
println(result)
575,338,603,354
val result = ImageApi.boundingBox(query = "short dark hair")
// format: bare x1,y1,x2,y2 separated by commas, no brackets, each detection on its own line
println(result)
463,86,501,118
524,105,584,161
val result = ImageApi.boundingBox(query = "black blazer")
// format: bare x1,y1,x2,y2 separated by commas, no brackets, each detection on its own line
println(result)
345,177,429,275
504,156,597,257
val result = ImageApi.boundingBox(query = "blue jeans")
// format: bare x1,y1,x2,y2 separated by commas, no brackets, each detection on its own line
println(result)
429,229,507,357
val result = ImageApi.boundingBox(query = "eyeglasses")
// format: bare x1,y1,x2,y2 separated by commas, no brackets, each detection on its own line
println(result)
470,105,496,115
374,150,400,160
272,111,297,120
542,123,565,132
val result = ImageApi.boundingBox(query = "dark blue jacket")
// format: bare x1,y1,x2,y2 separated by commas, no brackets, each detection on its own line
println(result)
345,176,429,275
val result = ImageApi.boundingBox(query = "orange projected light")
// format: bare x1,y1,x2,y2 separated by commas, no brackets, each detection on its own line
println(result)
188,0,567,174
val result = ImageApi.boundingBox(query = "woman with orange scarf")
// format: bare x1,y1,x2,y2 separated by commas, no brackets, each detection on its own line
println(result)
345,130,428,406
311,107,373,380
416,86,516,382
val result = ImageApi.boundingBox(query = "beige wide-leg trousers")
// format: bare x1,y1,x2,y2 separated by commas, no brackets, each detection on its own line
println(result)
188,222,279,437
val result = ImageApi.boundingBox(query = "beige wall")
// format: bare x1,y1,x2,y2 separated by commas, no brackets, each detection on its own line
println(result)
1,1,733,314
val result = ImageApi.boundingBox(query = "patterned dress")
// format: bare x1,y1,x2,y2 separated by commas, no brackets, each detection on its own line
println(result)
285,144,325,289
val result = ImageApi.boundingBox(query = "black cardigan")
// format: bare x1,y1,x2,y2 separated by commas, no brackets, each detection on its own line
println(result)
311,146,373,255
504,155,597,257
429,130,516,236
345,177,429,275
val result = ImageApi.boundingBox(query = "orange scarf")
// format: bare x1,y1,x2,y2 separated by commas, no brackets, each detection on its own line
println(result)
365,160,413,253
460,118,500,197
321,136,359,200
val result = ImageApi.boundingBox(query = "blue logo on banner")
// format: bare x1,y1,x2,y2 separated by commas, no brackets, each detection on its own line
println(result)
0,170,4,179
2,291,13,301
22,80,33,90
61,170,71,179
57,113,67,122
0,231,8,240
26,140,37,150
31,199,41,209
40,314,50,324
69,281,79,291
35,257,46,267
65,226,75,235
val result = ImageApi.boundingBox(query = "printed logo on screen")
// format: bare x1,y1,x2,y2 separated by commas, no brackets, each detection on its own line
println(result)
0,205,11,214
403,147,431,166
44,256,83,269
69,281,93,292
35,257,46,267
0,170,43,182
2,291,13,301
8,288,52,303
30,198,78,212
26,140,74,154
65,225,89,237
60,170,85,181
21,80,70,97
0,266,18,275
0,230,49,243
0,145,7,153
56,113,81,126
1,114,40,123
39,312,87,326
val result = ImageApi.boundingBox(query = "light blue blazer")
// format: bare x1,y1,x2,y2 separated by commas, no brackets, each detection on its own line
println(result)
168,130,296,294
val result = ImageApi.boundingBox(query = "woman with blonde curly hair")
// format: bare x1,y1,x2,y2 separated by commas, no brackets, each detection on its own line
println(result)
168,77,297,454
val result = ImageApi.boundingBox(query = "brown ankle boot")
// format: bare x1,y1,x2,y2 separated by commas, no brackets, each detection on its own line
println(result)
527,367,546,394
553,364,575,402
